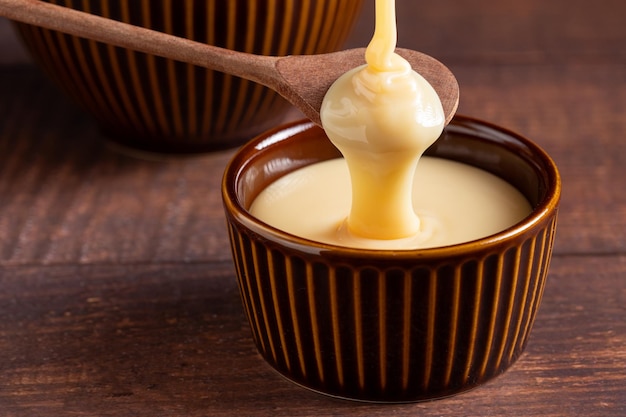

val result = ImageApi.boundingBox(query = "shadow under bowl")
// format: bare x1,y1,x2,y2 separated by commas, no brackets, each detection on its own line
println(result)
221,116,561,402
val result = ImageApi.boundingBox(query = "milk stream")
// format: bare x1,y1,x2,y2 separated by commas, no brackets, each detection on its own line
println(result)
320,0,445,239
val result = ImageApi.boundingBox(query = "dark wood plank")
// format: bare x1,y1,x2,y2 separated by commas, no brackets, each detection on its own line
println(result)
0,68,235,265
347,0,626,64
1,0,625,415
0,256,624,416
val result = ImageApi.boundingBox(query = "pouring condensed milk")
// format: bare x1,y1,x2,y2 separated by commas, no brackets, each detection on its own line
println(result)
250,0,531,250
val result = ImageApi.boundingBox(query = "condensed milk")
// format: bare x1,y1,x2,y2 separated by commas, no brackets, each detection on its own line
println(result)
249,0,532,249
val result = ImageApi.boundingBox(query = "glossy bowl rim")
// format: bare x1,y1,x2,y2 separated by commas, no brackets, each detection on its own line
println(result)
222,115,561,260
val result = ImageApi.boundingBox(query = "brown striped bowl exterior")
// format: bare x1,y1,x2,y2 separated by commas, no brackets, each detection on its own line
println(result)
222,116,561,402
14,0,363,153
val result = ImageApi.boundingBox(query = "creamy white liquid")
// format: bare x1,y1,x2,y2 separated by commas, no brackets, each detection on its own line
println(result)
249,157,531,250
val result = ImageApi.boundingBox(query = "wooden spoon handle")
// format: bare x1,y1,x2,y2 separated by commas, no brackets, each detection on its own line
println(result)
0,0,282,87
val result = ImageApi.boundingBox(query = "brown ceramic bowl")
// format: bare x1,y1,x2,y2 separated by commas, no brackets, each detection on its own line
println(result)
222,116,561,402
14,0,363,153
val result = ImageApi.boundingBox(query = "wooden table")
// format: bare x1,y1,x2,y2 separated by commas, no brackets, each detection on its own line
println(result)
1,1,625,415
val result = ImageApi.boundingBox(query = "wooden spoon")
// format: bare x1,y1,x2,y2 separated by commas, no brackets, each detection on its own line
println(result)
0,0,459,126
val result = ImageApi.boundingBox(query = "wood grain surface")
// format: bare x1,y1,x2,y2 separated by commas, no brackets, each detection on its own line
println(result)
1,0,625,415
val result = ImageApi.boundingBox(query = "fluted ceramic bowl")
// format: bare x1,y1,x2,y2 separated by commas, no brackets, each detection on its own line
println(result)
14,0,363,153
221,116,561,402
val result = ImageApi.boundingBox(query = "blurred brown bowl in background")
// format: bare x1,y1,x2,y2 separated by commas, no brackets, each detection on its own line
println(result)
14,0,363,153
